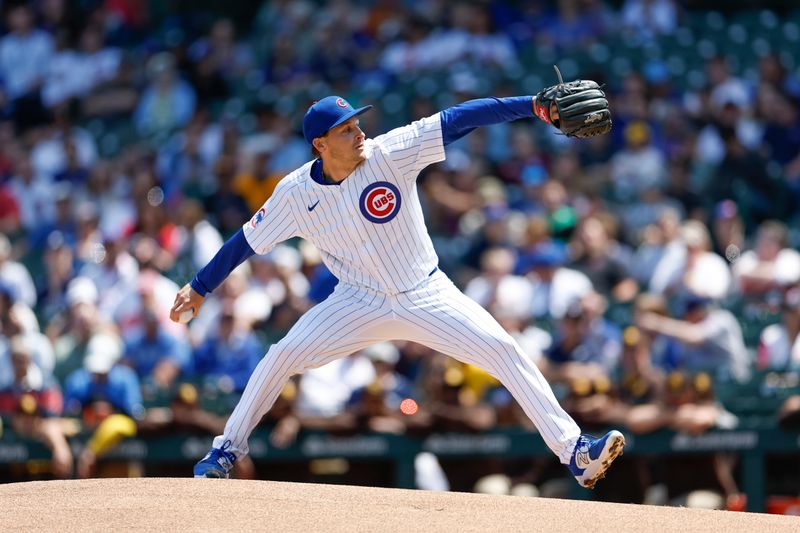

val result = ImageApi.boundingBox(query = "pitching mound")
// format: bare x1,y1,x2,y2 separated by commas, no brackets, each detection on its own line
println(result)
0,478,796,532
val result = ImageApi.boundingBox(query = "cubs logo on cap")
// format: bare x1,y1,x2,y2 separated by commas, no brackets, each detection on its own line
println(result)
250,207,266,228
303,96,373,145
359,182,401,224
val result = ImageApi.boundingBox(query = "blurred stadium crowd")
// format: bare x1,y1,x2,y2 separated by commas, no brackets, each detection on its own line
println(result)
0,0,800,510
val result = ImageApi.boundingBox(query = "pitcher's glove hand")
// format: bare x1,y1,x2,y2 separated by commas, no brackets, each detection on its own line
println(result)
534,65,612,138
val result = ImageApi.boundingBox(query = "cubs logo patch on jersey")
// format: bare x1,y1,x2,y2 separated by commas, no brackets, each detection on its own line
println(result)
250,207,266,228
359,181,401,224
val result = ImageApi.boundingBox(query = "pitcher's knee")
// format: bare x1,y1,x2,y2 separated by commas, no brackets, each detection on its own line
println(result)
266,342,317,376
480,336,527,366
487,335,519,356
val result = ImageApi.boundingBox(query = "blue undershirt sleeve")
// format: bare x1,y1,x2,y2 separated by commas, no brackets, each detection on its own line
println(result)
439,96,535,146
190,228,255,296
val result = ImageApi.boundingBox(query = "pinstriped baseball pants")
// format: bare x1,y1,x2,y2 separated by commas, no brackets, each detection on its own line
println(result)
213,270,581,464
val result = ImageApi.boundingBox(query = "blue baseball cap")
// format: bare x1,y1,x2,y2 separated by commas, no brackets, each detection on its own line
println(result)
302,96,373,145
682,294,712,315
517,241,568,272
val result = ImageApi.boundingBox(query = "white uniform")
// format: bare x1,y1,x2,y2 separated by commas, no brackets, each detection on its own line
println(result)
214,113,581,464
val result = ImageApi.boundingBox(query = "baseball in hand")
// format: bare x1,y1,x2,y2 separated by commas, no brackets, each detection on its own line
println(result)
178,309,195,324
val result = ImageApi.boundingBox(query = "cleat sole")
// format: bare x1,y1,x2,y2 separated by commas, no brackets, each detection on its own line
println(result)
582,433,625,489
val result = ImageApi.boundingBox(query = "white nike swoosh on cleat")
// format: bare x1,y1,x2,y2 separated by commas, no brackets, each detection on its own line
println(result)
576,451,591,468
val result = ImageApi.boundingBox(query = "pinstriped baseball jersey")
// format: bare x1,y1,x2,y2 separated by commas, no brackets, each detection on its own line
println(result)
242,114,445,294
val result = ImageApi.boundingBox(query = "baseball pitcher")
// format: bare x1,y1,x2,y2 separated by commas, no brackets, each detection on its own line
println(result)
171,71,623,489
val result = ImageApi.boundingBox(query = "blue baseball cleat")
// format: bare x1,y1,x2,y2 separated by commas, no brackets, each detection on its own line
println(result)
568,430,626,489
194,440,237,479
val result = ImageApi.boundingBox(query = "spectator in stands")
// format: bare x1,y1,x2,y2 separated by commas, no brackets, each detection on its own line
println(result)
30,103,98,185
709,199,745,259
732,220,800,296
348,343,417,435
233,142,282,213
609,121,667,203
420,354,497,435
36,230,78,322
257,110,309,177
0,336,72,478
189,19,253,82
76,24,121,94
49,277,108,383
630,293,680,375
543,0,608,51
129,173,180,271
636,294,750,383
0,4,53,130
759,53,800,99
0,234,36,309
536,179,578,243
545,292,622,381
379,14,435,75
262,245,310,307
519,241,593,320
610,322,728,438
650,220,731,301
569,215,639,303
72,202,102,267
186,45,230,107
757,286,800,372
80,52,138,120
62,330,129,417
465,247,534,320
63,332,143,478
294,345,376,420
0,279,40,339
621,0,677,39
759,83,800,169
441,3,519,71
632,207,682,290
205,154,249,236
28,185,77,252
53,139,90,185
79,232,139,321
42,30,85,109
617,327,693,435
5,155,54,234
110,261,183,340
695,97,747,169
76,160,137,236
174,198,225,276
711,126,789,229
134,52,196,136
122,308,190,389
192,302,262,393
617,325,666,408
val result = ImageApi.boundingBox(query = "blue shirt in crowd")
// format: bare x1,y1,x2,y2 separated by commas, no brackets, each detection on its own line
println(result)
63,365,144,419
192,332,263,392
123,329,191,378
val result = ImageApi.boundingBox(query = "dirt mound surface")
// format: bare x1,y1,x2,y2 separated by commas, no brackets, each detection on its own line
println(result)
1,478,796,532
